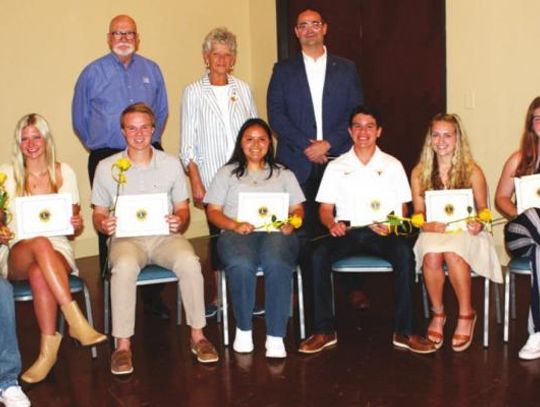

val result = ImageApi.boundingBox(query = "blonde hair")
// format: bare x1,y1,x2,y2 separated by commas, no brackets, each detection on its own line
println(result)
416,113,475,192
13,113,58,196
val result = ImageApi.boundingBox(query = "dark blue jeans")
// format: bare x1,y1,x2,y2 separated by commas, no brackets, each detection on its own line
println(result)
311,227,415,336
0,277,22,391
218,231,299,337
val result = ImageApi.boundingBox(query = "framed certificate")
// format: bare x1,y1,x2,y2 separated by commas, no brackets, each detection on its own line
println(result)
350,192,403,227
514,174,540,214
237,192,289,232
115,193,169,238
425,189,475,231
15,193,74,239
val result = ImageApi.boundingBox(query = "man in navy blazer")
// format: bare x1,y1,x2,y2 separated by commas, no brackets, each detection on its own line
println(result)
267,9,364,241
267,9,367,310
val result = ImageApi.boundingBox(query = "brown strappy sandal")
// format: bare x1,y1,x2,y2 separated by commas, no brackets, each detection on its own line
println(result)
427,309,446,350
452,311,477,352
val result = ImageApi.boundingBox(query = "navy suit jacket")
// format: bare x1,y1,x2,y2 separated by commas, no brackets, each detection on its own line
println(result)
267,53,363,184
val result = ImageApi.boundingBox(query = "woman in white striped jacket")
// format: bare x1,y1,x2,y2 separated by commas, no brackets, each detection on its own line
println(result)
180,27,258,315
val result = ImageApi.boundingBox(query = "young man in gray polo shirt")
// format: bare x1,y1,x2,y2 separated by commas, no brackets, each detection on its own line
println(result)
91,103,218,375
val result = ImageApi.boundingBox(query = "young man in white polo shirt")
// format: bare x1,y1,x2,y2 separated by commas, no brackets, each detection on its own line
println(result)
299,105,436,355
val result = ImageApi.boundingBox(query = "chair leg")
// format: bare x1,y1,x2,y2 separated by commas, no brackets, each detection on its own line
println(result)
176,282,182,326
504,270,510,343
296,266,306,340
511,273,517,320
420,276,430,319
104,279,110,335
216,271,222,324
83,284,98,359
483,278,489,348
289,275,294,318
330,273,336,316
494,282,502,325
221,271,229,346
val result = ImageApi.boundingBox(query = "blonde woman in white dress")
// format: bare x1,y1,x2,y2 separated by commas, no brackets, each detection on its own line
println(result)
411,113,502,352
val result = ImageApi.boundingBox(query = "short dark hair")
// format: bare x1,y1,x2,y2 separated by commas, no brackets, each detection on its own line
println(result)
120,102,156,129
348,105,383,128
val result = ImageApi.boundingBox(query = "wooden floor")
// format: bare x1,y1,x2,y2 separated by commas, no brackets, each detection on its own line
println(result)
11,237,540,406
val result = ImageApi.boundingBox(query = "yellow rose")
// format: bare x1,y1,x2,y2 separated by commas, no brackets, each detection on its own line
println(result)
0,172,6,185
411,213,425,228
477,208,493,222
289,214,303,229
115,158,132,171
118,173,127,185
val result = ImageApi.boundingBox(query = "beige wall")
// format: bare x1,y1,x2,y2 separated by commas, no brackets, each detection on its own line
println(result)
2,0,532,260
446,0,540,260
0,0,277,258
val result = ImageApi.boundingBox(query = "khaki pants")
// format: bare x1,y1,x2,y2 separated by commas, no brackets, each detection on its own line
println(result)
109,234,206,338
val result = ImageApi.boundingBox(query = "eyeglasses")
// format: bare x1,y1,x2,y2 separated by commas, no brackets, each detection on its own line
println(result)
296,21,324,31
110,31,137,40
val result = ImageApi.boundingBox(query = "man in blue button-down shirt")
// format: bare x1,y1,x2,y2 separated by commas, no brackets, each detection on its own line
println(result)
72,14,169,318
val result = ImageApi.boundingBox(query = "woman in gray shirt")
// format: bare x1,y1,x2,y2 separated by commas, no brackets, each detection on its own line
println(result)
205,118,304,358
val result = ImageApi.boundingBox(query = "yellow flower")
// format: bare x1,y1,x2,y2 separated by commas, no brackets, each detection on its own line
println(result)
118,173,127,185
411,213,425,228
477,208,492,222
289,214,303,229
115,158,131,171
0,172,6,185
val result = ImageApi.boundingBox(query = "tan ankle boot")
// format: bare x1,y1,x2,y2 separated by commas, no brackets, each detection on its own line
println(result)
21,332,62,383
61,300,107,346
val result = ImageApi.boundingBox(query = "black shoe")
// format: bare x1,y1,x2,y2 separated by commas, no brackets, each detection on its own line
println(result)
144,301,171,320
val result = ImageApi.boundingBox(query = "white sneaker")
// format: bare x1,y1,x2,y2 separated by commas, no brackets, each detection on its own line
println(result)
519,332,540,360
265,336,286,358
233,328,253,353
0,385,31,407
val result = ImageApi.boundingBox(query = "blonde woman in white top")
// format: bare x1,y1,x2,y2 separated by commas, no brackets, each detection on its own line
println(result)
0,114,106,384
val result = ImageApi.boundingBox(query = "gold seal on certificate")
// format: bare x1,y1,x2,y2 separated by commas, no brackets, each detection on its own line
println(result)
115,193,169,237
515,174,540,214
425,189,475,231
350,192,402,227
238,192,289,232
15,193,74,239
370,199,381,212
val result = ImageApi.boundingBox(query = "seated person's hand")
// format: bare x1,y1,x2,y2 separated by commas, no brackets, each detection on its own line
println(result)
233,222,254,235
70,204,84,236
0,225,14,245
166,214,183,233
329,221,348,237
280,223,294,235
466,220,483,236
369,222,391,236
421,221,446,233
100,215,117,236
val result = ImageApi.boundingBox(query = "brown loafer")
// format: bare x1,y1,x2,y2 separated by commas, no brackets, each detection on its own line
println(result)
111,349,133,375
298,333,337,354
392,333,437,355
191,339,219,363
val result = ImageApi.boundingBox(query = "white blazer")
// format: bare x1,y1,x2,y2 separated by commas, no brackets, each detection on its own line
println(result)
180,74,258,188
